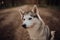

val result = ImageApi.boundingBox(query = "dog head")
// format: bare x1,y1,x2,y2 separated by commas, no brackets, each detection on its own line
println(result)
20,5,41,28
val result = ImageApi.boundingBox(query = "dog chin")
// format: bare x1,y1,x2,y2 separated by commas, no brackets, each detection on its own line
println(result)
22,26,30,29
22,26,27,29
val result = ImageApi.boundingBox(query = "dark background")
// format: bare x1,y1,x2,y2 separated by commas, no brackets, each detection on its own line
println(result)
0,0,60,9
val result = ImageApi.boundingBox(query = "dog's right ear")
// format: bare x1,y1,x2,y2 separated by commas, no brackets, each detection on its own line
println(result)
19,9,24,19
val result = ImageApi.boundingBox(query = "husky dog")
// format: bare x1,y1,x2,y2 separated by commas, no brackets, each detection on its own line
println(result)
19,5,55,40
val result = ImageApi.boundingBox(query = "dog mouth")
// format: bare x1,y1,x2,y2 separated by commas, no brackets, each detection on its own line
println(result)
22,24,32,29
22,22,36,29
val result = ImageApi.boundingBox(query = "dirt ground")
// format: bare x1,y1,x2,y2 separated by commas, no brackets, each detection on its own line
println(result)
0,5,60,40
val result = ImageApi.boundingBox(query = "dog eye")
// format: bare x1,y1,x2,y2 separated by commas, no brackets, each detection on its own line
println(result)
29,18,32,20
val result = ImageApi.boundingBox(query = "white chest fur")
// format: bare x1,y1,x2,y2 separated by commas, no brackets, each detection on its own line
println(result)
27,22,50,40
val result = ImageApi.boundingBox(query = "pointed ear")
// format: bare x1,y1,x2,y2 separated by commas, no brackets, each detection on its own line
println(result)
31,5,40,19
19,8,24,19
32,5,39,14
32,5,44,23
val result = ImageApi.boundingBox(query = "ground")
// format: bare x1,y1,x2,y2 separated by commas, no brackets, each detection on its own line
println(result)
0,5,60,40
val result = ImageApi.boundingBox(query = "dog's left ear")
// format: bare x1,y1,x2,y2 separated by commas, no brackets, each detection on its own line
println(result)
32,5,39,15
31,5,40,19
32,5,45,27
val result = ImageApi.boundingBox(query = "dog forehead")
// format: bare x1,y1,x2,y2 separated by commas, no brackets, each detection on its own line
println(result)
23,11,33,18
24,11,33,15
23,14,32,19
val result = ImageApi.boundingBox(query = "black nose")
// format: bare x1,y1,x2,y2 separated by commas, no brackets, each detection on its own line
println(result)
22,24,26,28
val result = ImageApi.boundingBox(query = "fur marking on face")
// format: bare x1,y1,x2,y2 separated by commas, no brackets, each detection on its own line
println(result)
22,11,40,28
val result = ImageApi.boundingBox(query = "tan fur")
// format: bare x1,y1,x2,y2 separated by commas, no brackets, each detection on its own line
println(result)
27,18,50,40
20,5,50,40
0,5,56,40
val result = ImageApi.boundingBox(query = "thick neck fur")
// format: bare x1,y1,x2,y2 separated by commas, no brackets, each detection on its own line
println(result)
27,20,46,40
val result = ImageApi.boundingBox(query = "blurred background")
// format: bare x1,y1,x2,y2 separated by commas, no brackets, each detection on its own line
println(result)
0,0,60,40
0,0,60,9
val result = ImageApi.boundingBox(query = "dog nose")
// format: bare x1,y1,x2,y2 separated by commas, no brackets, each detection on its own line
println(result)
22,24,26,28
